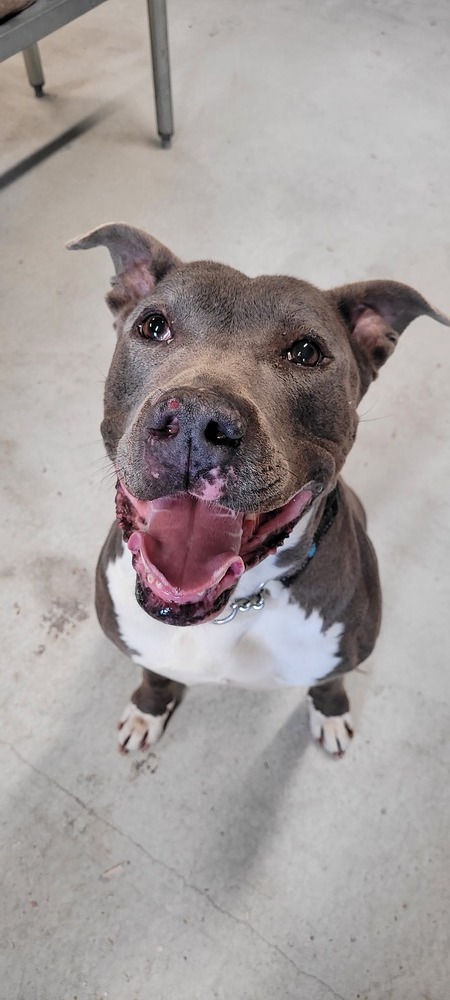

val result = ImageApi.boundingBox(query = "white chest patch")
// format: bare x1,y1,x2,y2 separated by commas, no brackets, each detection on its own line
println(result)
105,534,343,691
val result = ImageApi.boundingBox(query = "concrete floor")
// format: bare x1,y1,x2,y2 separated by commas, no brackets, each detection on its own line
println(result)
1,1,450,998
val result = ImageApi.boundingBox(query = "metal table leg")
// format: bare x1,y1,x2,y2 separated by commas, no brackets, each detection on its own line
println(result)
147,0,174,147
23,41,45,97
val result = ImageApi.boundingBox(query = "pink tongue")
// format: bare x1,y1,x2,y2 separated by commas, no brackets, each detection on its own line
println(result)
128,495,245,598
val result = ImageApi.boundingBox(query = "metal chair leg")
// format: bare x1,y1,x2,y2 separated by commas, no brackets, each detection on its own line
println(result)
23,42,45,97
147,0,174,147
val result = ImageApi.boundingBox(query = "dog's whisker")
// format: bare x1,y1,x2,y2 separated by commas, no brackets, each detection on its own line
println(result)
98,468,118,485
73,439,107,450
78,456,112,472
358,401,378,419
89,362,108,381
359,414,392,423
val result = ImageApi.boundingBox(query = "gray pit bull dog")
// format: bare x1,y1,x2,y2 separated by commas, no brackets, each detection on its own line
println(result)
68,224,449,757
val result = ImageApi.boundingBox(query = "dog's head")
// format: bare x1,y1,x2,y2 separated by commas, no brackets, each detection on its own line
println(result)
68,224,449,625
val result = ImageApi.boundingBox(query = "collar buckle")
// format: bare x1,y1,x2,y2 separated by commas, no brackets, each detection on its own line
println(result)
213,587,267,625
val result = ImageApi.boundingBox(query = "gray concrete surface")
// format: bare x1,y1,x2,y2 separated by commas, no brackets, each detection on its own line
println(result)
1,1,450,998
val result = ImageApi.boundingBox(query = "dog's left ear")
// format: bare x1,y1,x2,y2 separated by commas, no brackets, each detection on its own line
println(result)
328,280,450,395
67,223,181,322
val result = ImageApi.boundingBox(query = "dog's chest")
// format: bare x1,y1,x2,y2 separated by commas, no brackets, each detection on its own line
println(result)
106,541,343,689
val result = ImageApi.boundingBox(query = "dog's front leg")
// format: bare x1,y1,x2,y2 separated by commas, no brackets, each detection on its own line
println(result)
118,669,185,754
307,676,354,758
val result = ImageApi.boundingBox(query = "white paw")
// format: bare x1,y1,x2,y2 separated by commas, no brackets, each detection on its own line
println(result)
117,701,174,754
307,698,354,757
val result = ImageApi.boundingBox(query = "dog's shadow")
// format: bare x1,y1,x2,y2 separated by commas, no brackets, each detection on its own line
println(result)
174,689,313,888
171,665,370,898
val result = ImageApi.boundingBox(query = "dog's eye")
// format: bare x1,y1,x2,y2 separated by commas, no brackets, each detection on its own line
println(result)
285,339,323,367
137,313,172,343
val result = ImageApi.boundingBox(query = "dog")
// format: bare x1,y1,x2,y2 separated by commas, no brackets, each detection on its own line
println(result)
68,224,448,757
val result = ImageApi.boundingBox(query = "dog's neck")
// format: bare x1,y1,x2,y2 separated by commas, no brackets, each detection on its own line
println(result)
223,489,338,614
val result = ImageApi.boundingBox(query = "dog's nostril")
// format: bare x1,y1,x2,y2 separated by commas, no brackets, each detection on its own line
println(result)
204,420,242,448
149,415,180,439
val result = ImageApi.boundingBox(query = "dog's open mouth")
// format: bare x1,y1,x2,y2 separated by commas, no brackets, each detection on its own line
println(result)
116,482,313,625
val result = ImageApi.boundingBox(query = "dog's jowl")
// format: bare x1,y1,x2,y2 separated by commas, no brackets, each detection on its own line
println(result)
68,224,449,757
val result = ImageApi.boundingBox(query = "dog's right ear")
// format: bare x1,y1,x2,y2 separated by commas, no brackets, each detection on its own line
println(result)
67,223,181,320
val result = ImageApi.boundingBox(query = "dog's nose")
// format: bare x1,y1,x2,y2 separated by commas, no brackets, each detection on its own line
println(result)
148,390,246,453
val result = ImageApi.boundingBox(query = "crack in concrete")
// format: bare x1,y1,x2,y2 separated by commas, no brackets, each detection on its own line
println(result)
190,887,348,1000
4,741,347,1000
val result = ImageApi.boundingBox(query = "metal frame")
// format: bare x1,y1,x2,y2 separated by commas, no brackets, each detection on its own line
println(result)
147,0,173,147
22,41,45,96
0,0,174,145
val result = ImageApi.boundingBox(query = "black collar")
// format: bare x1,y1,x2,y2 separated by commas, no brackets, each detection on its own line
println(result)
279,486,339,587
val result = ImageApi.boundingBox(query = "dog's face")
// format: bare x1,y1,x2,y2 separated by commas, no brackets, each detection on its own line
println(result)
69,224,448,626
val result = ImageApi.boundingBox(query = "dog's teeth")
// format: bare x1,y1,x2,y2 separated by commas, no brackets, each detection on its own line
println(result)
192,588,207,599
